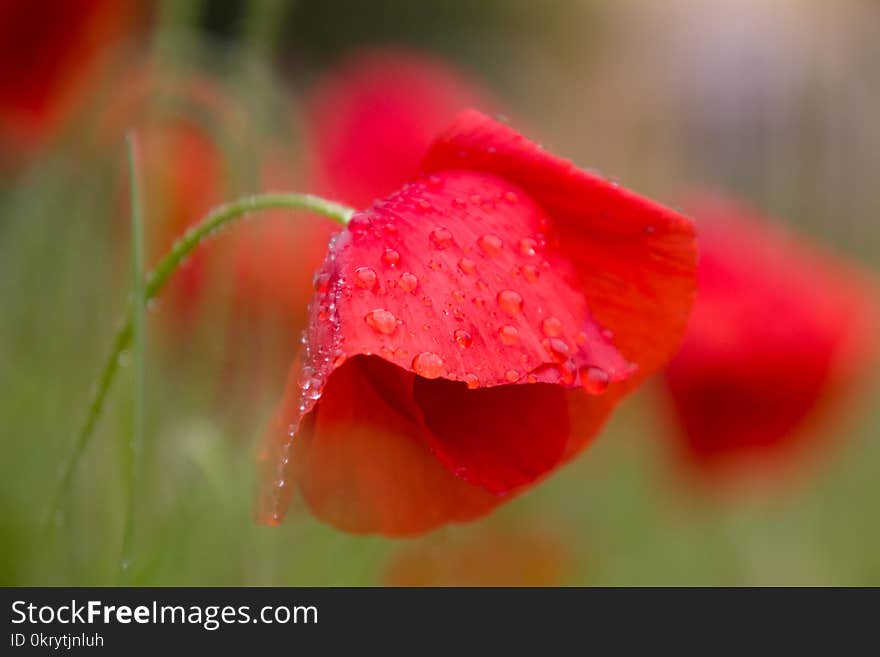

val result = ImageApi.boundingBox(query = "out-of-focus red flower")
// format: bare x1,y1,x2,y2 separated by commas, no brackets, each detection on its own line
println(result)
306,48,495,209
100,69,236,332
664,193,878,482
0,0,140,162
256,109,697,536
384,526,573,586
230,48,496,361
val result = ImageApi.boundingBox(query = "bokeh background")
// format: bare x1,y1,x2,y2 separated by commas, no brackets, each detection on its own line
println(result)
2,0,878,585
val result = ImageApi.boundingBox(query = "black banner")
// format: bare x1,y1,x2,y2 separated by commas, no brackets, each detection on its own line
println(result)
1,587,875,651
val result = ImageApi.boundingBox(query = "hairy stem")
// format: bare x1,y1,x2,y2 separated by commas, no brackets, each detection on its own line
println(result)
44,192,355,533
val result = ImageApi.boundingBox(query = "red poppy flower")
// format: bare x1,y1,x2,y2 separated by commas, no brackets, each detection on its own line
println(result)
663,193,878,482
0,0,139,162
256,109,697,536
306,48,495,209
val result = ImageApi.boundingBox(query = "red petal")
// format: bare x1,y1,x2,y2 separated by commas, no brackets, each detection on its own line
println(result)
665,193,879,476
414,378,570,493
420,110,697,387
257,356,501,536
307,49,494,209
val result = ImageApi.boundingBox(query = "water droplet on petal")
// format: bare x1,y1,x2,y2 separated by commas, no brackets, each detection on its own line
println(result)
505,369,520,383
518,238,537,257
576,331,588,345
601,328,614,340
497,289,523,315
504,191,518,204
382,248,400,267
498,325,519,345
313,272,331,293
521,265,540,282
399,272,419,292
428,259,443,271
417,199,432,211
429,227,453,249
364,309,398,335
454,329,472,348
581,366,610,394
463,373,480,389
412,352,445,379
478,234,503,256
541,316,563,337
542,337,570,361
354,266,377,289
427,175,443,189
458,258,476,275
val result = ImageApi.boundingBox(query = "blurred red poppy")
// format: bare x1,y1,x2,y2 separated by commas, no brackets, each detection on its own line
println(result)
0,0,140,163
384,526,573,586
663,193,878,482
100,69,237,333
305,47,495,209
256,109,697,536
230,48,497,362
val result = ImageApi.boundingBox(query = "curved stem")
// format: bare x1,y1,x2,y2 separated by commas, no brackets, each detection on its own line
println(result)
44,192,355,533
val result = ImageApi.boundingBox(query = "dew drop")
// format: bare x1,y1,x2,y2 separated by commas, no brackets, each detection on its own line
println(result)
427,175,443,189
542,337,570,361
521,265,540,282
354,266,377,289
504,191,518,204
518,238,537,257
412,352,445,379
505,369,520,383
399,272,419,292
581,366,610,394
417,199,432,211
463,373,480,389
458,257,476,275
576,331,588,345
364,309,398,335
601,328,614,340
313,272,331,293
428,259,443,271
454,329,472,348
559,361,576,385
478,234,503,256
541,317,563,337
453,197,467,207
498,325,519,345
451,290,466,303
382,248,400,267
497,289,523,315
429,227,453,249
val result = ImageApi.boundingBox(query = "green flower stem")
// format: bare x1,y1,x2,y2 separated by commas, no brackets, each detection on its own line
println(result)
44,192,355,534
120,134,145,582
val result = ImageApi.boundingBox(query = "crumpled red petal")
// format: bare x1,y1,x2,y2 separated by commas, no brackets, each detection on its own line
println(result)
420,110,697,389
257,356,500,536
